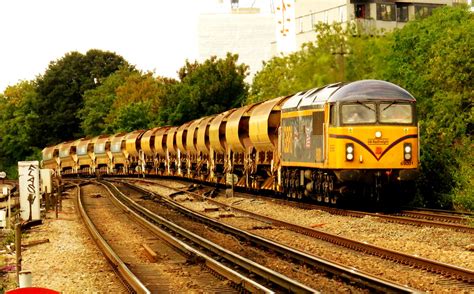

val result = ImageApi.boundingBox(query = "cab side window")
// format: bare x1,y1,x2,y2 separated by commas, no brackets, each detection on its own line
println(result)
329,104,336,126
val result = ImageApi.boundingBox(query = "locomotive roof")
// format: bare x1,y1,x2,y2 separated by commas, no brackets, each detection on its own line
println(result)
282,80,415,111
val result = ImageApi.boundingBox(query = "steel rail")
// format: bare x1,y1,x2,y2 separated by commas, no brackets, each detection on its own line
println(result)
234,192,474,233
75,183,151,294
120,180,420,293
101,180,315,293
97,180,274,294
397,210,470,224
126,178,473,233
128,179,474,284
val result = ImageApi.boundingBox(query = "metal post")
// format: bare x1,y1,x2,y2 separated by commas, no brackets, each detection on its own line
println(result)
15,223,22,285
231,176,234,198
45,186,50,212
55,181,59,219
7,189,11,229
58,183,62,212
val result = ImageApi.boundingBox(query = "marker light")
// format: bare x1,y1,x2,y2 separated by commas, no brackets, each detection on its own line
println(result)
346,143,354,161
403,143,412,162
375,131,382,138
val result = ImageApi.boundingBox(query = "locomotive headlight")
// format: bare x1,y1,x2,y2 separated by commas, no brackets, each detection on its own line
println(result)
403,143,412,161
375,131,382,138
346,143,354,161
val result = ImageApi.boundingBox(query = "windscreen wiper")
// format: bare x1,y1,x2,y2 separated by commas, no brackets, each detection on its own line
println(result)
356,101,375,112
383,101,398,111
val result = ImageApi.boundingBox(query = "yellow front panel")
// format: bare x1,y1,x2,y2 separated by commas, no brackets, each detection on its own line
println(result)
327,126,418,169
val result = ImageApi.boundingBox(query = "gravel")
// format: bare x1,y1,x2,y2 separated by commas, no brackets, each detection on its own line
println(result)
3,191,125,293
137,181,474,293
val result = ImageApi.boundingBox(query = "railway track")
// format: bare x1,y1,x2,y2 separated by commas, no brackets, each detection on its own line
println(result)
100,180,323,293
123,177,473,232
76,181,275,293
396,209,473,225
245,196,473,233
123,178,474,285
109,179,421,293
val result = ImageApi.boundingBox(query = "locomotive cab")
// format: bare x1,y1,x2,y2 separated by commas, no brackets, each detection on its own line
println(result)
326,80,419,204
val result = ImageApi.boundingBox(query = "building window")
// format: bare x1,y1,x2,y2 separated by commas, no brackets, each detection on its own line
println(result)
231,0,239,9
377,3,396,21
415,5,442,19
355,4,367,19
396,4,409,22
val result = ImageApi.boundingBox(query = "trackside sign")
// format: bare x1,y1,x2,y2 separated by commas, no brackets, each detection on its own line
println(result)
18,161,41,221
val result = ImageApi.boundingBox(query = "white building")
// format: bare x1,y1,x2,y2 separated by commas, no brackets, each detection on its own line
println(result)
198,0,276,81
274,0,460,55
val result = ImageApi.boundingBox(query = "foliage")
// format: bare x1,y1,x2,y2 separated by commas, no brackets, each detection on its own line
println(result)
382,6,473,208
345,23,390,81
0,81,40,173
32,49,128,147
79,67,136,135
159,53,249,126
249,23,344,103
110,101,154,132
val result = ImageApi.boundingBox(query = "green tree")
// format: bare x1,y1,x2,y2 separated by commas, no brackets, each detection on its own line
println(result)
0,81,41,177
33,49,128,146
382,6,473,209
79,67,136,136
104,71,166,133
80,68,172,135
345,23,390,81
249,22,352,103
109,101,154,132
160,53,249,125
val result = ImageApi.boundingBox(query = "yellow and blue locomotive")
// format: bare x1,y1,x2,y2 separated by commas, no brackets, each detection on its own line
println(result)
280,80,418,204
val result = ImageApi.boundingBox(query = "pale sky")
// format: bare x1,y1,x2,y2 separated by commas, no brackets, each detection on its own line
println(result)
0,0,208,93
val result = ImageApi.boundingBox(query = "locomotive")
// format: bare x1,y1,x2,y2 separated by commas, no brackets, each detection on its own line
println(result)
42,80,419,205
